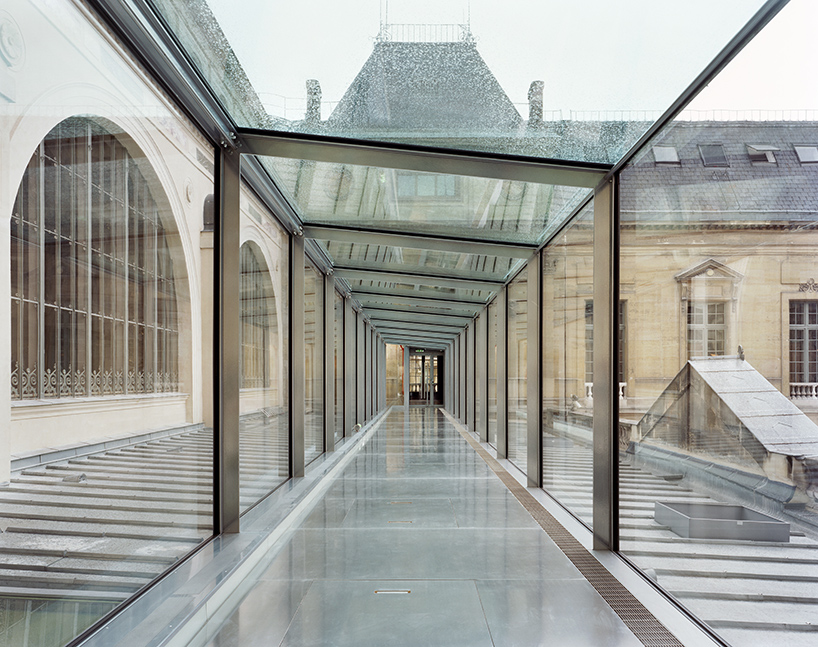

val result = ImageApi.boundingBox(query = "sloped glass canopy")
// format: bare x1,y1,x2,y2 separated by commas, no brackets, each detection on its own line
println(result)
321,241,524,283
150,0,768,164
260,156,591,245
348,279,494,302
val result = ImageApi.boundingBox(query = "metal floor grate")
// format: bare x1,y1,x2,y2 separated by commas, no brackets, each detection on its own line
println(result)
454,422,685,647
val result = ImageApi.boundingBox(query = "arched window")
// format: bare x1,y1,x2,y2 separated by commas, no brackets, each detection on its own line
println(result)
10,117,180,399
240,242,276,389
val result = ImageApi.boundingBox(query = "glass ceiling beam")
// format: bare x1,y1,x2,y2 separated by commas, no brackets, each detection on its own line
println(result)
372,322,463,335
366,308,473,322
365,303,478,319
379,333,458,345
334,269,502,293
334,263,507,286
368,315,467,328
304,225,535,259
355,298,481,317
351,289,488,307
381,334,452,346
240,130,609,189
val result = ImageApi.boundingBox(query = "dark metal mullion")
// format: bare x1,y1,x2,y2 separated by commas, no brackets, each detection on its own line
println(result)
37,143,45,398
592,178,618,551
86,127,93,397
123,155,130,395
214,145,241,534
238,129,609,189
526,255,542,487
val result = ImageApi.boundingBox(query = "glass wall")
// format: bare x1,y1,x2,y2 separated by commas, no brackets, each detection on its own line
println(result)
304,262,324,464
334,289,344,443
617,5,818,641
541,202,594,525
475,313,484,436
385,344,404,406
487,300,499,448
4,0,215,642
239,227,289,511
507,272,528,468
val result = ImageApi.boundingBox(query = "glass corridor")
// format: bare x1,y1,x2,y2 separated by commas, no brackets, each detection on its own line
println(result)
1,0,817,645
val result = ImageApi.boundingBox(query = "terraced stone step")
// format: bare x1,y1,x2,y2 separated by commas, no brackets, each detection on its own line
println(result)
0,510,211,530
1,486,211,506
11,478,211,497
0,495,209,516
4,526,204,544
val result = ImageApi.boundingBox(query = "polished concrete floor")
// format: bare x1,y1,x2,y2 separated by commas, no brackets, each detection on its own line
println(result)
202,408,643,647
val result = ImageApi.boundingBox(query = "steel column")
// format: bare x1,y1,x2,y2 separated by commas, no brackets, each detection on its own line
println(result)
592,178,619,551
215,146,241,534
527,255,543,487
344,299,356,438
497,288,508,459
357,315,365,424
290,235,306,478
467,324,475,430
476,309,488,443
324,275,336,452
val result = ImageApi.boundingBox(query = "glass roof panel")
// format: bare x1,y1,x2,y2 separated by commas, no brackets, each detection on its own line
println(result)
150,0,767,164
348,279,493,303
261,156,589,245
320,241,524,282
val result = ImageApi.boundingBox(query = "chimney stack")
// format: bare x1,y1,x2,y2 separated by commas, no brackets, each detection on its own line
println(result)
306,79,322,124
528,80,545,129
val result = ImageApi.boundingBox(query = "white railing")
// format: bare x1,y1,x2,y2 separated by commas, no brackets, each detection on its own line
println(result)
791,383,818,398
377,23,473,43
585,382,627,399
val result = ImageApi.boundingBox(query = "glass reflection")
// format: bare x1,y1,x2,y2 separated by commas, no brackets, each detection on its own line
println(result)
263,157,590,245
487,300,498,447
158,0,766,164
239,221,290,512
541,202,594,525
6,0,216,637
506,272,527,468
321,240,522,283
304,263,324,464
619,27,818,638
334,290,344,443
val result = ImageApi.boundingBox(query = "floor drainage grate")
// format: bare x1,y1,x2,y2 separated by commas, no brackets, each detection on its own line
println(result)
453,423,684,647
374,590,411,594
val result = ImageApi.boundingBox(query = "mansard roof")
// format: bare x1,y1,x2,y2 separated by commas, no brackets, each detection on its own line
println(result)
620,120,818,223
327,40,523,136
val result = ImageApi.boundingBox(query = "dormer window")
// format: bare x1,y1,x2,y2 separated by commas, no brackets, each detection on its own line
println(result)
794,146,818,164
653,146,680,164
747,144,778,164
699,144,729,167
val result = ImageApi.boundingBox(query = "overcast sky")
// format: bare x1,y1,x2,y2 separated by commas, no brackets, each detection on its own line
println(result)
205,0,818,117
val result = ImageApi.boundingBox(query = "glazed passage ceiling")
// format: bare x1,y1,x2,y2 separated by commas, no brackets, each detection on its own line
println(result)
143,0,775,344
150,0,768,163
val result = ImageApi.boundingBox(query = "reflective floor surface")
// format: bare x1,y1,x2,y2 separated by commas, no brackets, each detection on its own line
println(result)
198,407,642,647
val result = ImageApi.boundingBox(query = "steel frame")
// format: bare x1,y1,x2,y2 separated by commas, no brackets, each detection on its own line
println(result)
78,7,796,639
351,289,488,306
334,268,503,293
304,225,536,258
240,130,608,188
